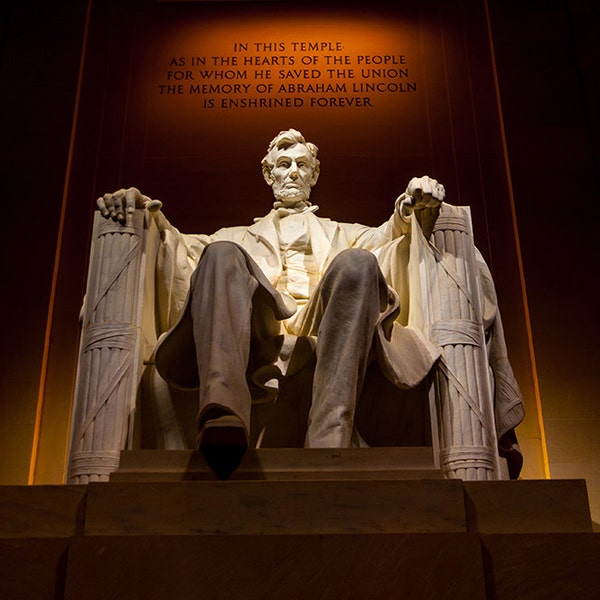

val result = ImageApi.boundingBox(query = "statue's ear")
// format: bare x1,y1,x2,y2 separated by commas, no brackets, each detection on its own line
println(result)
310,163,320,187
263,166,274,187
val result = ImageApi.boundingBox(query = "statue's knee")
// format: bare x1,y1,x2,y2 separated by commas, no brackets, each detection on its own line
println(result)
192,241,248,285
331,248,379,281
201,241,250,270
202,240,245,262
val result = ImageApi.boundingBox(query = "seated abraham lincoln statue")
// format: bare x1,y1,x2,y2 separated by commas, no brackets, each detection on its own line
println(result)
92,128,524,480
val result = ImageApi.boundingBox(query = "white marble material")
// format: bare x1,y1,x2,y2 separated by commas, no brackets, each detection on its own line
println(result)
67,129,524,482
67,212,152,483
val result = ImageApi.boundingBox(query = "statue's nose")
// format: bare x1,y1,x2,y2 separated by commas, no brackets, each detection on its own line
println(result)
289,168,299,180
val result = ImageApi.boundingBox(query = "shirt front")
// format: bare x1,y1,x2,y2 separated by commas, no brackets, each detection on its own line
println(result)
276,211,320,305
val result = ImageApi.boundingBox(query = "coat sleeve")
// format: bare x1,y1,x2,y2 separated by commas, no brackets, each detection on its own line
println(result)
154,218,208,332
338,209,408,252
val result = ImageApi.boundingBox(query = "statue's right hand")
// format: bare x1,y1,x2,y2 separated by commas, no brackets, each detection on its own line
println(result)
97,187,162,224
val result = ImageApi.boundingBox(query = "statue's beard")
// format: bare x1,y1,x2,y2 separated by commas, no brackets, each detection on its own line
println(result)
273,186,311,208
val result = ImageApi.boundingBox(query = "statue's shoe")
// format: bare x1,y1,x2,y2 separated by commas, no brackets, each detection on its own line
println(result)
198,415,248,480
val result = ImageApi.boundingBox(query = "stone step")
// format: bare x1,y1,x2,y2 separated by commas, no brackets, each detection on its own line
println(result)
111,447,442,482
63,533,488,600
4,531,599,600
83,477,594,537
85,479,466,536
0,473,593,540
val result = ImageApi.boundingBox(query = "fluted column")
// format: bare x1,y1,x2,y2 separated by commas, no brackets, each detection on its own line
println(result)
67,211,149,484
413,205,502,480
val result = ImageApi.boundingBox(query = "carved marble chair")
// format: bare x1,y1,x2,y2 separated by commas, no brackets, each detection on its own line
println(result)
67,206,516,484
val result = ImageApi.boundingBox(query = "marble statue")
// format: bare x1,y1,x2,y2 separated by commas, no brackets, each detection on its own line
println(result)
67,129,524,482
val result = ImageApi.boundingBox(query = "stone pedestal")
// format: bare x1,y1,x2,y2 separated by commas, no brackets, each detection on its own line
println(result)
0,450,597,599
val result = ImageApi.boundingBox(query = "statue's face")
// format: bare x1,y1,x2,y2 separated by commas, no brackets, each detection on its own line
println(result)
268,143,317,205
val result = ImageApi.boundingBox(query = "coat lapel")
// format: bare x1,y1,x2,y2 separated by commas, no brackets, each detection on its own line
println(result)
244,211,282,283
304,213,340,274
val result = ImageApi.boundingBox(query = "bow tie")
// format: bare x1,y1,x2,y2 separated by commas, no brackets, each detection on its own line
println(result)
274,204,319,219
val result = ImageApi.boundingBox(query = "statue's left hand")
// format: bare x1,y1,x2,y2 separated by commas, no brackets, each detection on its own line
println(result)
403,176,445,210
394,176,445,236
395,176,445,226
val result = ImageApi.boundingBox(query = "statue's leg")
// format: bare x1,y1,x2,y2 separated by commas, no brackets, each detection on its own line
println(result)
295,249,390,448
189,241,283,475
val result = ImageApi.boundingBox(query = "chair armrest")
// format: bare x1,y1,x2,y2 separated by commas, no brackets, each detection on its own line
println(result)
67,210,158,483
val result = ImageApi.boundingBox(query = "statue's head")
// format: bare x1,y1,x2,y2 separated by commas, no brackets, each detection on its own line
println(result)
261,129,320,207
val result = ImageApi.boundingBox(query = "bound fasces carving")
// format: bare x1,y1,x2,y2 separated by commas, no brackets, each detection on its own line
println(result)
82,128,522,480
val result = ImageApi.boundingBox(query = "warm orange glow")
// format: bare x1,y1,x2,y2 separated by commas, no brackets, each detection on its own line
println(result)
145,7,425,160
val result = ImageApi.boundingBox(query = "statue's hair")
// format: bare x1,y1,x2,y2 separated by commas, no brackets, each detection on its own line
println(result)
261,129,320,179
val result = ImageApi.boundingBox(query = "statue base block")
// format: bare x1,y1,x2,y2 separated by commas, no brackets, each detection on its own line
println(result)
0,451,597,598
